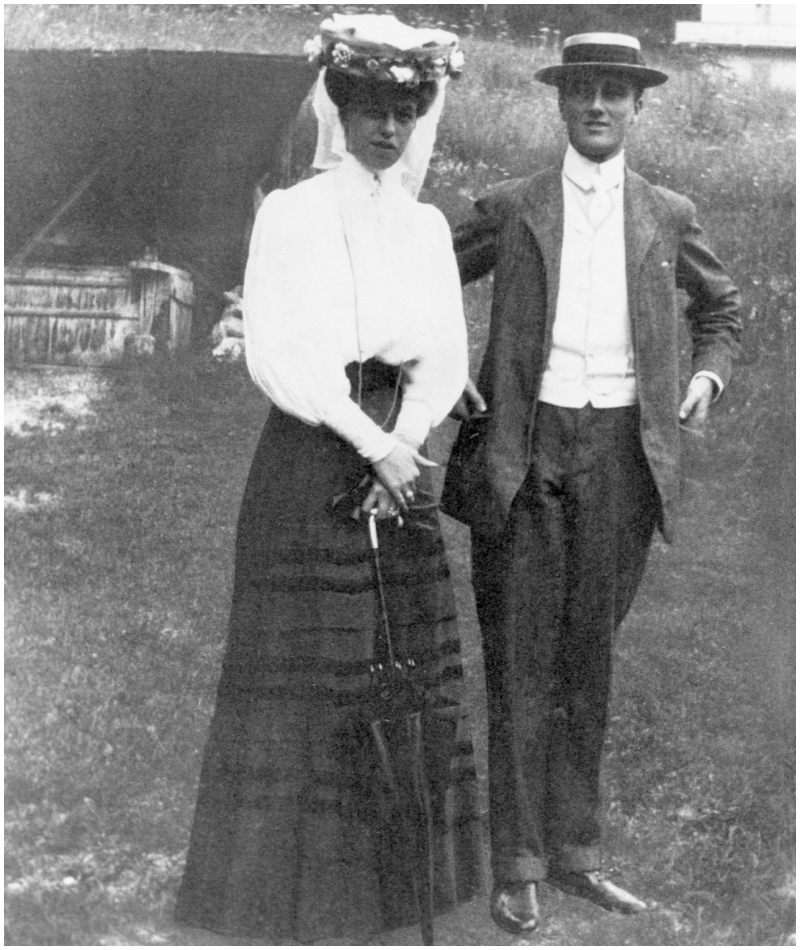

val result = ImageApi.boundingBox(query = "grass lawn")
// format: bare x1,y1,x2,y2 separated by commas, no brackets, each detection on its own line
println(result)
5,354,794,946
5,3,795,946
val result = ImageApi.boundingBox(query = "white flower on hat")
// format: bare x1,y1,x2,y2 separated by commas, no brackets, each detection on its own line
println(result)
389,64,416,84
303,35,323,62
331,42,353,67
449,49,465,74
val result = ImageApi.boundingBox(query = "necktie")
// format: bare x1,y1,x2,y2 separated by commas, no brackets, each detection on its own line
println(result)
587,166,613,229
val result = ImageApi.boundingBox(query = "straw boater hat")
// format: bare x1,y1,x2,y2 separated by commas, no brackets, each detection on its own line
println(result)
534,33,668,88
304,13,464,86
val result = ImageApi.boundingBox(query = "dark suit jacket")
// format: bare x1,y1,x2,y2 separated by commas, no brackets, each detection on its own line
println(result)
440,164,742,543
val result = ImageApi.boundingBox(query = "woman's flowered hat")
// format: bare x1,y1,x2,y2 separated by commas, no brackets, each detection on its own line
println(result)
534,33,668,88
304,13,464,86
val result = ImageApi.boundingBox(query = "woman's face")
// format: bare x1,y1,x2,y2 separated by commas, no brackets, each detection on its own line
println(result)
343,98,418,172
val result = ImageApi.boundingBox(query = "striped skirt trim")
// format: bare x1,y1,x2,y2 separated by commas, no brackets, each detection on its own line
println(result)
176,369,484,943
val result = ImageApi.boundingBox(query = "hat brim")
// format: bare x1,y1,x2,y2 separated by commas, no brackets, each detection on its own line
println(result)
534,62,668,87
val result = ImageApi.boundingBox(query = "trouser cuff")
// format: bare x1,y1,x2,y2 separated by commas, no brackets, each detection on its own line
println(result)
493,853,549,884
551,844,601,873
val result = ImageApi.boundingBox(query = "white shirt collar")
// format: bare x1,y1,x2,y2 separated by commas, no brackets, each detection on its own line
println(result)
562,144,626,192
337,151,405,198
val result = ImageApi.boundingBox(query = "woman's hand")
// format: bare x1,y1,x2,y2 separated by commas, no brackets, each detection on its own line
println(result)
361,479,399,520
363,440,436,515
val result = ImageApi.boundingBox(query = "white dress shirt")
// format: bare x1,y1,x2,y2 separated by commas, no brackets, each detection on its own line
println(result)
539,145,723,408
540,145,635,408
243,152,468,461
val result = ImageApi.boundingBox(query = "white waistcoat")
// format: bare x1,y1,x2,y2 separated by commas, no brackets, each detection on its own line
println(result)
538,147,637,408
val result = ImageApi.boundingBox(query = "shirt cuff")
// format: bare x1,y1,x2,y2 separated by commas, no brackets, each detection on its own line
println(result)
392,399,435,449
693,371,724,401
322,397,398,462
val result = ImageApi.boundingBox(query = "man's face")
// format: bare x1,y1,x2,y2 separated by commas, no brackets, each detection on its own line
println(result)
558,71,642,163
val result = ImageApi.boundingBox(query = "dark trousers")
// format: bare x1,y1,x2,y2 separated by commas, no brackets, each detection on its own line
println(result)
472,402,660,884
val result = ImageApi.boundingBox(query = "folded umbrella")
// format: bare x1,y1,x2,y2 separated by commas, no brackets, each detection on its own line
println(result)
362,510,459,946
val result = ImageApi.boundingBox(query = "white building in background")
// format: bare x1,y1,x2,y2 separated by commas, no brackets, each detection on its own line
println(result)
675,4,796,48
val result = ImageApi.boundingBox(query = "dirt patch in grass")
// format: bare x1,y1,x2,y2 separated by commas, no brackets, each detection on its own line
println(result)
4,371,109,438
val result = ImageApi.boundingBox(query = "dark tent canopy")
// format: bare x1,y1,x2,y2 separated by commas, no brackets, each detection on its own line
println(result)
5,49,316,296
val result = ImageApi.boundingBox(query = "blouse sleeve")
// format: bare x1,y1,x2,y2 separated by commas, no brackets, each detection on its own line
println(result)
391,207,468,448
243,188,397,463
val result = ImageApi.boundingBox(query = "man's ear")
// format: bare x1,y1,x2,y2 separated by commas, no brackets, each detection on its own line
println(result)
557,85,566,118
628,94,643,129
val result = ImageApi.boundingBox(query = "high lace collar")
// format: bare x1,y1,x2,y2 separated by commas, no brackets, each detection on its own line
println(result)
336,151,408,201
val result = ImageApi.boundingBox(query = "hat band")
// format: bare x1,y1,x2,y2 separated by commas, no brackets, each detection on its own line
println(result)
563,43,646,68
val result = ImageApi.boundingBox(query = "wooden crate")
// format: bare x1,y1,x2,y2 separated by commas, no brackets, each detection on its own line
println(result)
129,260,194,354
4,262,193,366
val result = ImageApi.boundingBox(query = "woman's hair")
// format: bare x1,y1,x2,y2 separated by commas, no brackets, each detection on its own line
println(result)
324,68,438,119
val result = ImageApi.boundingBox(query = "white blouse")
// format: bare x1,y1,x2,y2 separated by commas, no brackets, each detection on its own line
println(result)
243,152,468,462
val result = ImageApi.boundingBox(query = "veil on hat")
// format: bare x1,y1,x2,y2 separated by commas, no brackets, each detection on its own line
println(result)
305,14,462,199
311,69,448,200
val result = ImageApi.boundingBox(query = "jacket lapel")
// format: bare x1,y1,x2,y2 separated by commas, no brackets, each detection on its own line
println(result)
624,169,659,316
623,170,661,386
518,167,564,334
511,165,662,370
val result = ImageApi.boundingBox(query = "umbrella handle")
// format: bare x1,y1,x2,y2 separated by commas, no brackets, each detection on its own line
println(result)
368,509,379,550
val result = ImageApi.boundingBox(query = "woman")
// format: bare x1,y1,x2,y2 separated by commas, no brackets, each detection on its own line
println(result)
175,14,483,944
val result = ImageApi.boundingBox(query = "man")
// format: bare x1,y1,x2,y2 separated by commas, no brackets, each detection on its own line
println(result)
442,33,741,933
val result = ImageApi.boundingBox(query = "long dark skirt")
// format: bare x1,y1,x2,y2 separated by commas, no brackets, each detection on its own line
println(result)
175,362,484,943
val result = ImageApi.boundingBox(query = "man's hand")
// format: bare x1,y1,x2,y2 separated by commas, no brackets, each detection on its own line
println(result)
679,375,715,435
449,378,488,421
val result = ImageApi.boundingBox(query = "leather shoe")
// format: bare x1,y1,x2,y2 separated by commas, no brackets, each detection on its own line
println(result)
490,882,540,934
546,869,647,914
